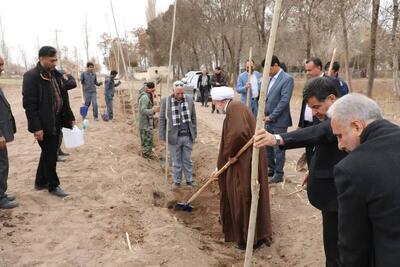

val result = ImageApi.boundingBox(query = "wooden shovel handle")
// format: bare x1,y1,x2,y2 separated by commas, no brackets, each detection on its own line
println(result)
186,138,254,204
246,47,253,107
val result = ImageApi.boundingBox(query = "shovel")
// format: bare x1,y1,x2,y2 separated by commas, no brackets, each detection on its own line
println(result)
175,138,254,212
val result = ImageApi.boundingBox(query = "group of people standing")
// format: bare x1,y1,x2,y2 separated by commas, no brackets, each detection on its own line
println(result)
235,54,400,267
3,43,400,267
138,80,197,188
0,46,122,208
197,66,227,113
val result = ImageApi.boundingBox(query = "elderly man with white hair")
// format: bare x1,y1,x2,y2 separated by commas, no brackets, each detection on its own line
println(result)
329,93,400,267
159,81,197,188
211,86,272,250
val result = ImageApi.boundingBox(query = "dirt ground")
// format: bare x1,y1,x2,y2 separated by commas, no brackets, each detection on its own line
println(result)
0,78,398,267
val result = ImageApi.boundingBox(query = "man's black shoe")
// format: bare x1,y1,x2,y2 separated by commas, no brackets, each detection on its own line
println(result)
269,176,283,184
237,241,246,250
57,156,66,162
58,150,70,157
49,187,69,198
4,194,16,201
35,184,49,190
0,197,18,209
254,239,266,250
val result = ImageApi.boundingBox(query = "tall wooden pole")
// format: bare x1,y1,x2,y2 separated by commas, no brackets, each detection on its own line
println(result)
246,47,253,107
110,0,129,81
75,47,85,105
327,48,337,76
243,0,282,266
164,0,178,189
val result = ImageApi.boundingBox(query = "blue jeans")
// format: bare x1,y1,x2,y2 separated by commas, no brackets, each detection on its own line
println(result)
265,125,288,179
250,98,258,118
105,95,113,119
168,136,193,184
84,91,98,119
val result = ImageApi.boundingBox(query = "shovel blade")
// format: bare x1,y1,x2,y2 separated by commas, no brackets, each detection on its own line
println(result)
175,202,193,212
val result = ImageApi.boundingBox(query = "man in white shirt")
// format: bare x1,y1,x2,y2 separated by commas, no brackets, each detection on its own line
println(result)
236,60,262,117
263,55,294,183
298,57,324,167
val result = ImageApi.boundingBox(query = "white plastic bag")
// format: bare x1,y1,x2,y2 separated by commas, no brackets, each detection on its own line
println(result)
62,126,85,148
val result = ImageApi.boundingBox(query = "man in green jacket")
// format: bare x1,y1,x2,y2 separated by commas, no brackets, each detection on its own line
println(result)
138,82,159,158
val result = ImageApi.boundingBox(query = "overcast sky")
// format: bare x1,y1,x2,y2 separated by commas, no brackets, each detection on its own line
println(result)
0,0,173,70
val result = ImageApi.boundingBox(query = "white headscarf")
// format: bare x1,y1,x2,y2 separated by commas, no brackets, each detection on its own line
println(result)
210,86,234,101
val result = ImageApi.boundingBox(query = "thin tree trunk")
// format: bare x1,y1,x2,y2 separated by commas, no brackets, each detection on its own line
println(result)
304,20,312,59
340,0,352,91
254,0,267,51
392,0,400,96
192,44,200,68
223,34,235,77
235,25,244,78
366,0,380,97
304,0,315,59
222,34,225,65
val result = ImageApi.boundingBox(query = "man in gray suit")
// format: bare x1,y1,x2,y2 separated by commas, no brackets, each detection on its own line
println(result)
262,55,294,183
159,81,197,188
0,56,18,209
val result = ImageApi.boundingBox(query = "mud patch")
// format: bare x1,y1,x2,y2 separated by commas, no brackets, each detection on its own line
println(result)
152,190,167,207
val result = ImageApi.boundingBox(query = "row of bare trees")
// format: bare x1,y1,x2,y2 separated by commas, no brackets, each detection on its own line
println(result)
139,0,400,96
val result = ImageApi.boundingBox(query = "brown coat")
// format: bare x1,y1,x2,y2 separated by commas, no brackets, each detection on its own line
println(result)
217,100,272,244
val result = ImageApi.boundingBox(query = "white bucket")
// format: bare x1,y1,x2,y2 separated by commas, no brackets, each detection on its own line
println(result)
62,126,85,148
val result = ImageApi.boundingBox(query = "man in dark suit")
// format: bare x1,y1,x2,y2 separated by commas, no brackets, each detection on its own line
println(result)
0,56,18,209
23,46,76,198
254,77,347,267
197,66,212,107
262,55,294,183
299,58,324,126
324,61,349,96
329,93,400,267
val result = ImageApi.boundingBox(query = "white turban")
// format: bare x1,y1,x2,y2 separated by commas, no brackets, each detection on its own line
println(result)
211,86,234,101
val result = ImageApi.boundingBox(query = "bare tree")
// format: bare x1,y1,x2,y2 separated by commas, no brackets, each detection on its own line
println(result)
83,14,90,63
19,47,28,71
339,0,352,91
146,0,157,23
0,17,9,65
392,0,400,96
367,0,380,97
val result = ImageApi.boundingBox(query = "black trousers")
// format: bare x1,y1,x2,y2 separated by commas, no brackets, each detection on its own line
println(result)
36,133,61,191
303,120,315,167
57,132,63,154
322,210,340,267
200,87,209,106
0,147,9,198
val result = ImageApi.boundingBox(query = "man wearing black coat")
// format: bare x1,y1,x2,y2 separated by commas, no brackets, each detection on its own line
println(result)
22,46,76,198
197,66,212,107
329,93,400,267
0,56,18,209
254,77,347,267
